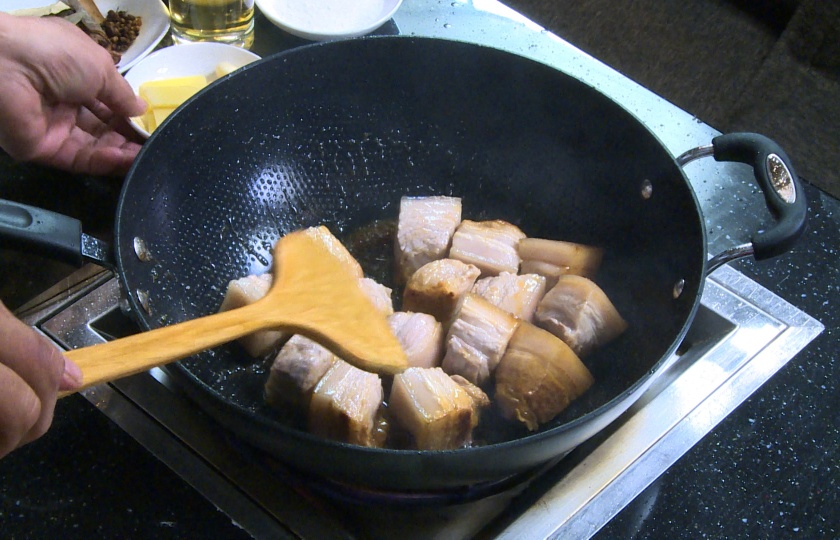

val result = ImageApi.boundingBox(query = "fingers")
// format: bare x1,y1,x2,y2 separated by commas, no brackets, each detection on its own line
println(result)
95,60,147,120
0,363,42,458
33,105,143,176
0,301,74,457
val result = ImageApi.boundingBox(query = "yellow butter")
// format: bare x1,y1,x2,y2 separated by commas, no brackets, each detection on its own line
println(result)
139,75,208,108
214,61,239,79
153,107,177,127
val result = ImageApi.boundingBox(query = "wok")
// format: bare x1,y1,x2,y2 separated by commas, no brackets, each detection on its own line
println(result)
0,37,806,491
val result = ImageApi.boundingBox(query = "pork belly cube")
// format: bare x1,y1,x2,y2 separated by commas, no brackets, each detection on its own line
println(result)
441,294,520,386
394,196,462,284
535,275,628,357
387,311,445,369
450,374,491,420
389,367,488,450
472,272,547,323
449,219,526,277
218,273,286,357
309,359,384,447
495,321,594,431
265,335,337,412
302,225,364,279
358,277,394,317
402,258,481,327
518,237,604,288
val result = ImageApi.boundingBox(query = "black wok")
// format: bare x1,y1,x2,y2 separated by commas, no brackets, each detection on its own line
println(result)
0,36,805,491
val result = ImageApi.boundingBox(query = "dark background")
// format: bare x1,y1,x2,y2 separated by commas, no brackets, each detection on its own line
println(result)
505,0,840,199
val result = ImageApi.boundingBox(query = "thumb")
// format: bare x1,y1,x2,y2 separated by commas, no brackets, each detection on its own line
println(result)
97,67,147,118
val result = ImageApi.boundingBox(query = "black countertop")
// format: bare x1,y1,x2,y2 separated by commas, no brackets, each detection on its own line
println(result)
1,3,838,539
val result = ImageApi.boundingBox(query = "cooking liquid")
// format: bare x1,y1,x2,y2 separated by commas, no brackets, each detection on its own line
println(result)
169,0,255,49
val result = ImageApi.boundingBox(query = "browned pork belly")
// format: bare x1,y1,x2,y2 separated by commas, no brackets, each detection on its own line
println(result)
449,219,526,277
309,359,385,447
265,334,337,411
394,196,462,284
387,311,445,369
450,374,491,416
358,277,394,317
534,275,628,357
518,237,604,288
302,225,364,279
471,272,547,323
441,294,520,386
218,273,286,357
389,367,489,450
495,321,594,430
402,258,481,327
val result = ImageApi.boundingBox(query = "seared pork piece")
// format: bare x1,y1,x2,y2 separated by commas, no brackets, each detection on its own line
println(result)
387,312,445,369
395,196,462,284
535,275,628,357
441,294,520,386
302,225,364,279
389,367,487,450
358,277,394,317
519,237,604,288
309,359,384,447
265,335,337,411
495,321,594,430
449,220,526,277
450,374,491,416
472,272,547,322
218,273,286,357
403,258,481,327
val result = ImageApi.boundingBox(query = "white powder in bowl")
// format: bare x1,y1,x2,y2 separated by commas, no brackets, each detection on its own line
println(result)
276,0,389,34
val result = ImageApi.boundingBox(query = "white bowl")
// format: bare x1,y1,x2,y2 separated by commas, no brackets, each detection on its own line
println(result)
124,42,261,138
256,0,402,41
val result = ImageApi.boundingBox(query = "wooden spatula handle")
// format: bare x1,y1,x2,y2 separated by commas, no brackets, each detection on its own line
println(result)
61,301,270,395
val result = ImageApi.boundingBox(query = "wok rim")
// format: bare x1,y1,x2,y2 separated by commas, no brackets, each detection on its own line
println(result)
114,35,708,486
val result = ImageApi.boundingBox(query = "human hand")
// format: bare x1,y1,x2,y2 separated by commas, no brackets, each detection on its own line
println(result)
0,300,82,458
0,13,147,176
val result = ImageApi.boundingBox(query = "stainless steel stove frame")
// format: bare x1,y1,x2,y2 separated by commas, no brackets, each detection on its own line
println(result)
17,261,823,539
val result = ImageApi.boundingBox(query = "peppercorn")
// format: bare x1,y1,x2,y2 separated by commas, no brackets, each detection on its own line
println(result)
101,10,143,53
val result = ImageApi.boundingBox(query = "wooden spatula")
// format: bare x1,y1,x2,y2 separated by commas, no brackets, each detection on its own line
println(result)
61,229,408,395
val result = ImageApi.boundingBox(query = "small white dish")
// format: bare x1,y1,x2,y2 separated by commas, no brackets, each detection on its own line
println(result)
256,0,402,41
2,0,170,73
124,42,261,138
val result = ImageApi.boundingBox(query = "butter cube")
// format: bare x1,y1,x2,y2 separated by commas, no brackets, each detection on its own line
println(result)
139,75,208,108
214,61,239,79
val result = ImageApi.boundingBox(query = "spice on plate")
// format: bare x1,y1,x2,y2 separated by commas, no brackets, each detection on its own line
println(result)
101,10,142,54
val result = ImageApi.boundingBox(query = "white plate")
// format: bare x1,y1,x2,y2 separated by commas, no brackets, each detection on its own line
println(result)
124,42,261,138
2,0,170,73
256,0,402,41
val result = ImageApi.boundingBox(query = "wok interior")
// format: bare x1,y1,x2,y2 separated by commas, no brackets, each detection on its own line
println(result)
117,37,705,454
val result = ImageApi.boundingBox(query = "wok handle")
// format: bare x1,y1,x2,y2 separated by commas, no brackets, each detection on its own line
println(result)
0,199,84,266
711,133,807,260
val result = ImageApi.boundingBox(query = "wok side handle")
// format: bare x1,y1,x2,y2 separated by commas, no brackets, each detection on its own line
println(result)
711,133,807,260
0,199,83,266
0,199,113,267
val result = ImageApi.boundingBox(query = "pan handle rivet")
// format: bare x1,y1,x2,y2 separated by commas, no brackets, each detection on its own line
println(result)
133,237,154,262
135,289,152,316
641,179,653,200
673,279,685,299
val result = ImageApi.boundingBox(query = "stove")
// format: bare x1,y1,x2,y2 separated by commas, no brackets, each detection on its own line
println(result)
16,261,823,539
11,1,825,538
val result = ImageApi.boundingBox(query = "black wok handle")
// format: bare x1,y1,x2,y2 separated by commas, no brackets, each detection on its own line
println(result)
0,199,111,267
711,133,807,260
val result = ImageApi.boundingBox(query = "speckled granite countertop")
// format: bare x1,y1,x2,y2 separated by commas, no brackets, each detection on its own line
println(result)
596,181,839,539
0,3,837,539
